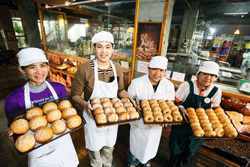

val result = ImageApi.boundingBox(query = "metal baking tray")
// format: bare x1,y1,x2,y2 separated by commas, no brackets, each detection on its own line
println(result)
140,100,186,125
186,108,241,139
10,96,86,154
90,98,141,128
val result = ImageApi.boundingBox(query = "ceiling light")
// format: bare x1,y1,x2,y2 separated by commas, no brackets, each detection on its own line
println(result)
105,2,109,6
45,4,49,8
224,12,248,15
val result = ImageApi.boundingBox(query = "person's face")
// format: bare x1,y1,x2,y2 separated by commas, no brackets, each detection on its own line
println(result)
197,72,217,87
94,41,114,63
18,62,49,86
148,67,166,85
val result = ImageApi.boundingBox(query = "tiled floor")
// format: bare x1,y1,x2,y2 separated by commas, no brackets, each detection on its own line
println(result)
0,64,247,167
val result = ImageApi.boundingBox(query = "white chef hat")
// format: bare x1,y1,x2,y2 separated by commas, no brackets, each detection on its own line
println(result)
196,61,219,77
17,47,48,67
149,56,168,70
91,31,114,44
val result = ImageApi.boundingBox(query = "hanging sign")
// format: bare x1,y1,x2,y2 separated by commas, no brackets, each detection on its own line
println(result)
137,60,149,74
172,72,185,82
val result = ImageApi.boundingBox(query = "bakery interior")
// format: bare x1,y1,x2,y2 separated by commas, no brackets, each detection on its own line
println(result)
0,0,250,166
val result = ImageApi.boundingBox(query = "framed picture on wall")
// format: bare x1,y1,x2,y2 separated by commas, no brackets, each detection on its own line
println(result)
5,31,17,41
135,22,162,60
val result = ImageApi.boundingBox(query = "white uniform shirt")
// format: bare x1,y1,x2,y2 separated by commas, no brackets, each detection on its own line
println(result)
175,80,222,108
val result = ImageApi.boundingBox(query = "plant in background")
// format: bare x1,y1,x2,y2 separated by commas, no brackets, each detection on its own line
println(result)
14,23,24,35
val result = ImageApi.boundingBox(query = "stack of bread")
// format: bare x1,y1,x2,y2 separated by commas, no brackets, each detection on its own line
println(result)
226,110,250,134
187,107,238,138
91,97,139,125
11,99,81,153
141,99,183,123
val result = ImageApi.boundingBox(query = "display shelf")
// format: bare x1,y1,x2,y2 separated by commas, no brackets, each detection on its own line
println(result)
50,66,75,78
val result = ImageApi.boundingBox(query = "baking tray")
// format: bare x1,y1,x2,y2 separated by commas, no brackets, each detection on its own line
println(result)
90,98,141,128
10,96,86,154
140,100,186,125
186,108,241,139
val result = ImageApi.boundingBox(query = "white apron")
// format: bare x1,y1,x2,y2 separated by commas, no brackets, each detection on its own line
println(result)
83,59,119,151
24,81,79,167
130,76,171,164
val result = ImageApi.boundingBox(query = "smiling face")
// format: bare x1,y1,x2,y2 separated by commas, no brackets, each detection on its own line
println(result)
148,67,166,85
94,41,114,63
18,62,49,86
197,72,217,87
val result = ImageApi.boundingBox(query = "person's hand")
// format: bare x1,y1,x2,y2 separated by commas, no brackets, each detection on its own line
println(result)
162,124,169,128
179,106,189,122
83,101,94,119
131,99,142,116
4,128,14,143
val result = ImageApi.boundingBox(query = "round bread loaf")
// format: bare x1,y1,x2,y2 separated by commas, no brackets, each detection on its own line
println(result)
29,115,47,131
26,107,43,120
35,126,53,143
46,109,62,123
58,100,72,110
91,97,101,106
121,97,130,103
111,97,120,104
93,107,104,116
101,97,110,103
116,106,126,114
66,115,82,129
113,101,123,108
107,113,118,123
95,113,107,124
51,120,67,135
129,111,139,119
42,102,58,114
62,108,77,120
126,106,136,113
10,119,29,134
15,134,36,152
118,112,129,121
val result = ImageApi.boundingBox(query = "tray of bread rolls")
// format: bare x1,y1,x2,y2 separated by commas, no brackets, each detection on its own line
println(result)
9,96,86,154
140,99,185,125
186,107,241,139
91,97,141,128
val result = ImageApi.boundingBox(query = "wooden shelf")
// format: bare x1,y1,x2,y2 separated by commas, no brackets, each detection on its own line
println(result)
50,66,75,78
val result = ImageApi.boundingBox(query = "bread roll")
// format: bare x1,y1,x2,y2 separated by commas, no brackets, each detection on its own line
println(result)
166,100,174,106
194,129,204,137
26,107,43,120
129,111,139,119
92,103,103,110
141,99,149,104
29,115,47,131
111,97,120,104
51,120,67,135
141,103,150,109
144,113,154,122
58,100,72,110
186,107,195,113
152,106,161,113
163,113,173,122
118,112,129,121
101,97,110,103
35,126,53,143
93,107,104,116
62,108,77,120
154,113,164,122
151,103,159,109
10,119,29,134
91,97,101,105
149,99,157,105
104,107,116,115
116,106,126,114
123,102,132,108
107,113,118,123
126,106,136,113
66,115,82,129
121,97,130,103
158,99,166,104
95,113,107,124
46,109,62,123
113,101,123,108
196,108,205,114
15,134,36,152
102,102,113,108
42,102,58,114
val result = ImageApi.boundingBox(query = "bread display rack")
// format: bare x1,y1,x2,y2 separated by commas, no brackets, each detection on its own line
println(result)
10,96,86,154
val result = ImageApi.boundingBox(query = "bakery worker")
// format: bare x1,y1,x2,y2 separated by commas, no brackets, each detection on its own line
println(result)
4,47,79,167
169,61,222,167
127,56,175,167
71,31,137,167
